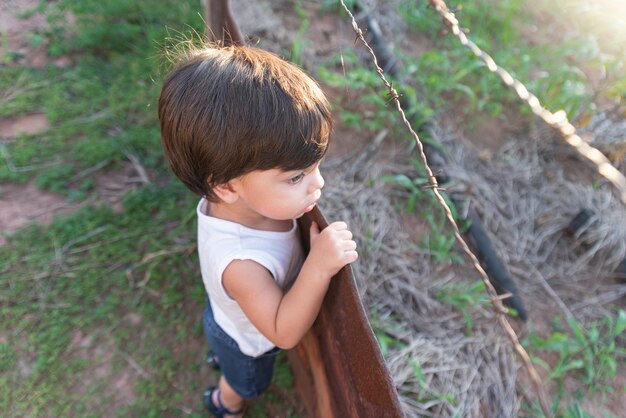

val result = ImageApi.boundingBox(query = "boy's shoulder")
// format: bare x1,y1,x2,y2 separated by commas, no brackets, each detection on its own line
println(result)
197,199,299,238
197,201,299,251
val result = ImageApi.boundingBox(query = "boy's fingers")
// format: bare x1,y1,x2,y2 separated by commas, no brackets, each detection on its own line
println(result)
345,250,358,263
309,221,320,241
343,240,357,251
340,230,353,240
329,221,347,230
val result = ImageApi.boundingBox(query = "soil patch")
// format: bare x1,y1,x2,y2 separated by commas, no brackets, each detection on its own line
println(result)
0,113,49,138
0,182,80,245
0,0,72,68
68,330,137,413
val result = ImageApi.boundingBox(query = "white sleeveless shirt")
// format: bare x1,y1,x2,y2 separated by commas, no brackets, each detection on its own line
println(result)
197,199,304,357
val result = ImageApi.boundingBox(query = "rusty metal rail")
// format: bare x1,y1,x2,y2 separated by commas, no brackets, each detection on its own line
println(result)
202,0,243,45
294,208,404,418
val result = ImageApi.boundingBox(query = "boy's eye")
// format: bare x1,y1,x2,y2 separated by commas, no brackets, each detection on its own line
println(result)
287,173,305,184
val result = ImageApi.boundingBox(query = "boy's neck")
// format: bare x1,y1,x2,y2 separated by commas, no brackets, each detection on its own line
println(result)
206,200,293,232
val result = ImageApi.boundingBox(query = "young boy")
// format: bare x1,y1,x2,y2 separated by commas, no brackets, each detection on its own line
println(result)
158,45,358,417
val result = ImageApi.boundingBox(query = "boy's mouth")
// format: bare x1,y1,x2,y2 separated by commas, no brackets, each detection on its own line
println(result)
303,201,318,213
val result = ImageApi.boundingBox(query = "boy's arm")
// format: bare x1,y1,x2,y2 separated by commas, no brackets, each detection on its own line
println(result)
222,221,357,349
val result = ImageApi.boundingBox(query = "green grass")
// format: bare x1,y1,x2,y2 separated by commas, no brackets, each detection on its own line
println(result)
519,311,626,417
397,0,600,121
0,0,197,192
286,0,312,66
369,307,407,357
1,183,205,416
0,0,301,416
435,281,489,332
524,312,626,393
320,0,625,136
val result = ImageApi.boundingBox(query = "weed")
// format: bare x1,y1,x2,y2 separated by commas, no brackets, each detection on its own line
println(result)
521,395,616,418
385,0,621,136
523,310,626,397
318,50,425,134
271,352,294,390
435,281,489,332
379,173,428,212
378,166,465,264
408,358,457,406
320,0,357,13
421,205,465,265
322,59,436,134
34,163,75,193
369,308,406,357
288,0,311,66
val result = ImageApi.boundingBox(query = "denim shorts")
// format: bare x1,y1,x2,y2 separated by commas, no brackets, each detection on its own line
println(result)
203,299,281,399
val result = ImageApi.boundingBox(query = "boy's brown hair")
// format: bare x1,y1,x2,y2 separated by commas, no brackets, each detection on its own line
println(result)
158,45,332,201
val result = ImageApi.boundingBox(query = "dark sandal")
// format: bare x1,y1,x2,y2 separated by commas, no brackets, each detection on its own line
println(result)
206,350,221,371
203,386,243,417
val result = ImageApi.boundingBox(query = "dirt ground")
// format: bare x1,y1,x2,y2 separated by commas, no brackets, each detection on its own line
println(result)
2,0,625,417
0,0,73,246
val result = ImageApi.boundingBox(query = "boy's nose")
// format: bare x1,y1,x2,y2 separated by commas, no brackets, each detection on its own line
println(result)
309,168,324,192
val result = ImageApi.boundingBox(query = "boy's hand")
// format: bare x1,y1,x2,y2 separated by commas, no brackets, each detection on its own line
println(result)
307,221,358,278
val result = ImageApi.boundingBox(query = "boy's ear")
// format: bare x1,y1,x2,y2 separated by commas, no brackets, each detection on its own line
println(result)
213,182,239,203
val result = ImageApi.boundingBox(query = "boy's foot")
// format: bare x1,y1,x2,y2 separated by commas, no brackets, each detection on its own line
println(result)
206,350,221,371
203,387,243,417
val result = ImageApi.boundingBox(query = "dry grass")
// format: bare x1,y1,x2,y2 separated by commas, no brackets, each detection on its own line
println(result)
320,113,626,417
321,146,519,417
440,119,626,314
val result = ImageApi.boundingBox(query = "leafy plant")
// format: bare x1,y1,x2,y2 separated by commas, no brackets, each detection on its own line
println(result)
319,56,399,133
524,311,626,394
522,395,613,418
408,358,457,406
421,207,464,264
379,173,428,212
369,308,406,357
320,0,358,13
379,167,466,264
395,0,601,123
288,0,311,66
435,281,489,332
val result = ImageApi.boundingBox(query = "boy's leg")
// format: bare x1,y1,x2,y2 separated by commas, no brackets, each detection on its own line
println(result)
215,375,244,415
203,298,279,411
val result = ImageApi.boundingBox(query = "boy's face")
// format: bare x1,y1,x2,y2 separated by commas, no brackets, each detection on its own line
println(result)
229,161,325,223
